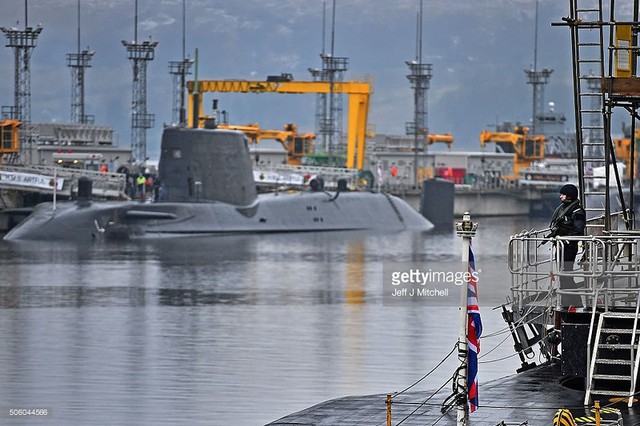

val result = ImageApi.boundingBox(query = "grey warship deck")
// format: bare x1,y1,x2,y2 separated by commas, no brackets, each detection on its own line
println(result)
268,362,638,425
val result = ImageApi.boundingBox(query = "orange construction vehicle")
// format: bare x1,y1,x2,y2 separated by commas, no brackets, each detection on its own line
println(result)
613,124,639,179
0,119,20,164
480,125,545,177
216,123,314,166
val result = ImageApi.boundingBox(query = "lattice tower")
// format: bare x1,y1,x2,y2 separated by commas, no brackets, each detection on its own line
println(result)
1,23,42,163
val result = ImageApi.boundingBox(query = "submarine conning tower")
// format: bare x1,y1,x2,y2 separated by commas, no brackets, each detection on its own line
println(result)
159,127,258,205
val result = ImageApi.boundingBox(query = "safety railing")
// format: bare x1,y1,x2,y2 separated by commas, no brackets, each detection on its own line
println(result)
509,225,640,312
0,164,127,199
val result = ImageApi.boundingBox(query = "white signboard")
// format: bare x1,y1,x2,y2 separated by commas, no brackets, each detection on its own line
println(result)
253,170,304,186
0,171,64,190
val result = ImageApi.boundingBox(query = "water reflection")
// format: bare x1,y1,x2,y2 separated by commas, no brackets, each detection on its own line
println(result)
0,217,546,425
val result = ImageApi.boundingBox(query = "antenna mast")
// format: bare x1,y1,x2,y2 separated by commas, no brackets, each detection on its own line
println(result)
67,0,95,124
406,0,432,188
169,0,193,125
122,0,158,165
524,0,552,136
309,0,348,162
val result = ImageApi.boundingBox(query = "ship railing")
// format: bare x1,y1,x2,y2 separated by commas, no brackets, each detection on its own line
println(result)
508,227,556,311
509,226,640,312
0,164,127,199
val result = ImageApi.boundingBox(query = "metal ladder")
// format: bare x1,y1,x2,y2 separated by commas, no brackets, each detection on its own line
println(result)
585,311,640,407
567,0,608,233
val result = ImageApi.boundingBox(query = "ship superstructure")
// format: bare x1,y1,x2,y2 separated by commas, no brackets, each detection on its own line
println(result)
506,0,640,407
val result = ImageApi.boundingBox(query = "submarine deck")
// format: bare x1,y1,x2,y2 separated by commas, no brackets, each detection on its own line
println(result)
267,362,639,425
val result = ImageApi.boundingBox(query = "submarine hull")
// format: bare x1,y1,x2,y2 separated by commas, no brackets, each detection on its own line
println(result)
4,191,433,241
4,127,433,241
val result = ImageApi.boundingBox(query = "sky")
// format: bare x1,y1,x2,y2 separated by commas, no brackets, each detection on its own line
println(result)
0,0,585,161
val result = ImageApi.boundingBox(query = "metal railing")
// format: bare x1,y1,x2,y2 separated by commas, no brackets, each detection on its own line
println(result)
508,216,640,311
0,164,127,199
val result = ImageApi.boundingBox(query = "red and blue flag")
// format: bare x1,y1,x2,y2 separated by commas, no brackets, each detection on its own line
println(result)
467,244,482,412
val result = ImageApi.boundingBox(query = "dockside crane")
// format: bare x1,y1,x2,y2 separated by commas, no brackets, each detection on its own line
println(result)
480,125,545,177
427,133,454,148
216,123,314,166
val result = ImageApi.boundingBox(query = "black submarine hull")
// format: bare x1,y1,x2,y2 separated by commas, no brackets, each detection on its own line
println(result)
4,127,433,241
4,191,432,241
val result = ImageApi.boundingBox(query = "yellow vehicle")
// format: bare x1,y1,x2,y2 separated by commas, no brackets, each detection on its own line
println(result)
480,125,545,177
216,123,314,166
0,119,20,164
613,125,639,179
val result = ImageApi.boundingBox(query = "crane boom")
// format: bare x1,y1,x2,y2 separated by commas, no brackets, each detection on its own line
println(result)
480,126,545,176
216,123,314,166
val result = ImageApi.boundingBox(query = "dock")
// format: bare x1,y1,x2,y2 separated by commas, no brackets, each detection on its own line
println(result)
268,362,635,425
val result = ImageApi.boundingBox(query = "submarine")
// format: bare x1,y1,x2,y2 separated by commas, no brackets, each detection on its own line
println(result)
4,127,433,241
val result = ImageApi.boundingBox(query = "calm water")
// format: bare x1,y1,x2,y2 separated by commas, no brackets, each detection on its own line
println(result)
0,216,546,425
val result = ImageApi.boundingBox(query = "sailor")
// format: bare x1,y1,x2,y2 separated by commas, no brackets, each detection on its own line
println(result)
548,184,585,307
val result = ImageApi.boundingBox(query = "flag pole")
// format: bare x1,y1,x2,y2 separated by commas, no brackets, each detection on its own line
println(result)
455,211,477,425
53,167,57,211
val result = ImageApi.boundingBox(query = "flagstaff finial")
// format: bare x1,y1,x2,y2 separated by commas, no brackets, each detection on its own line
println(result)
455,212,477,237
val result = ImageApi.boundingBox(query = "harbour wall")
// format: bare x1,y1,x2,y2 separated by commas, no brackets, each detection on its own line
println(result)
398,188,529,217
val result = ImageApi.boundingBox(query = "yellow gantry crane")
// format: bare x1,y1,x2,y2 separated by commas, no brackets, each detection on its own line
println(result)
186,79,371,170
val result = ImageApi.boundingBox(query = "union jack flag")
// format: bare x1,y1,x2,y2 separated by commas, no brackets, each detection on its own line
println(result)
467,243,482,412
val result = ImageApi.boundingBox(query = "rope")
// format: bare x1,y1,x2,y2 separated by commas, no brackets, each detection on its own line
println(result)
392,342,457,398
393,376,453,426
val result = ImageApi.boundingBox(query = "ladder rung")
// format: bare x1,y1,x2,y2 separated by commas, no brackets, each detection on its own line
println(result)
582,125,604,129
593,374,631,381
575,23,604,29
587,224,606,228
585,207,606,212
580,109,601,113
598,343,637,349
591,390,632,396
585,191,607,195
578,42,601,47
602,327,638,333
580,93,602,97
596,359,633,365
603,312,640,318
579,59,602,63
576,8,600,12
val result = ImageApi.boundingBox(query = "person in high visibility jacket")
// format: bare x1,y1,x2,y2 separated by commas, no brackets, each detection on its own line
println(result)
136,173,147,200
